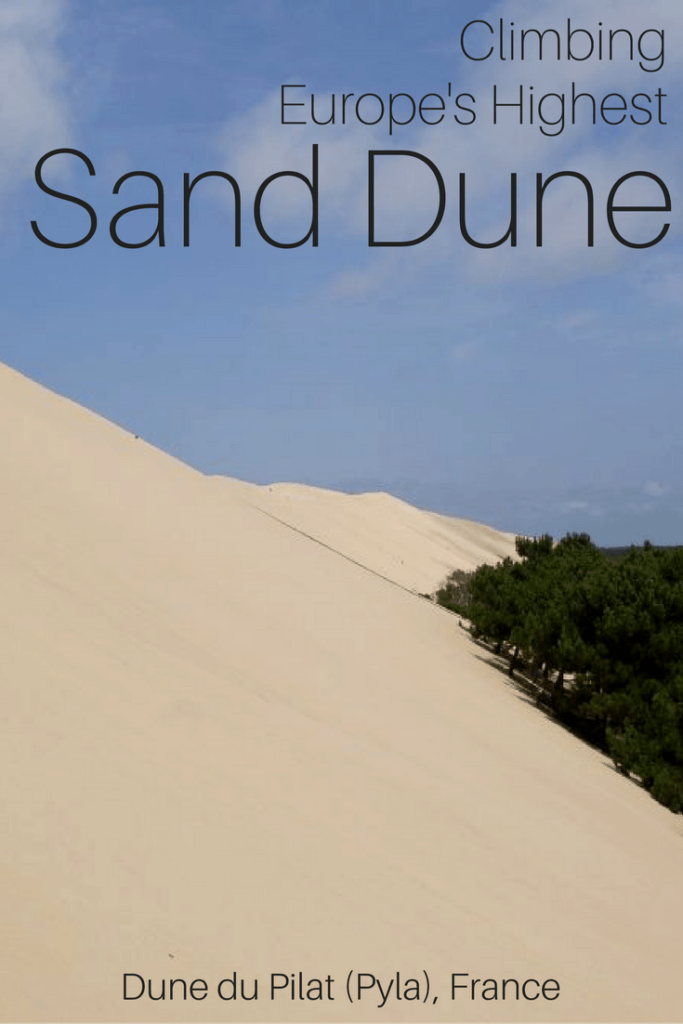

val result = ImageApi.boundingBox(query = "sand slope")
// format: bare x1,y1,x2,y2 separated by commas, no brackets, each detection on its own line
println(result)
212,478,517,593
1,360,682,1024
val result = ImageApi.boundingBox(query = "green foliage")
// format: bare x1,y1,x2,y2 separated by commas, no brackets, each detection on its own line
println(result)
435,568,474,615
436,537,683,813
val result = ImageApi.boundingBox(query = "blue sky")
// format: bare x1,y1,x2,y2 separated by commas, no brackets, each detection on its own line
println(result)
0,0,681,545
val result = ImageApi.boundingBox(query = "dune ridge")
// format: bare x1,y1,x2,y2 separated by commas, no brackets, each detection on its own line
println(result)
1,360,682,1023
212,477,517,593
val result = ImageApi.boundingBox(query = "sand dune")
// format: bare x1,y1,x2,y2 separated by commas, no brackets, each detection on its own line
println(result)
1,360,682,1023
212,478,516,593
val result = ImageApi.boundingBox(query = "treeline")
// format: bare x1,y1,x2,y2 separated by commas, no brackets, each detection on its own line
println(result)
600,544,682,561
435,534,683,813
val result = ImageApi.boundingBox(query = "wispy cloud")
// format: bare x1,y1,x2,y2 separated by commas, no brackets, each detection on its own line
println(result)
213,0,682,296
644,480,669,497
0,0,72,215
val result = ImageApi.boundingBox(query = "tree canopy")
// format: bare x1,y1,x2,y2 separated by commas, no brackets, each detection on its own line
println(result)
436,536,683,813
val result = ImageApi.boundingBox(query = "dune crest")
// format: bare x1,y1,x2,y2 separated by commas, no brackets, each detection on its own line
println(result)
213,477,517,593
1,360,682,1023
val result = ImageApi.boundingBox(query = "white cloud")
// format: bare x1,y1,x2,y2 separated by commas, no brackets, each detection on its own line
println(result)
214,0,683,294
214,88,379,240
0,0,71,210
555,499,605,516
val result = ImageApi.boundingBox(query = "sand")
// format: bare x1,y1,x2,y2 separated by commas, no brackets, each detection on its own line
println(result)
212,477,517,593
1,359,682,1023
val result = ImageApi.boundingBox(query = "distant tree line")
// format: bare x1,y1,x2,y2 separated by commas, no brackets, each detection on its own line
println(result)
435,535,683,813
